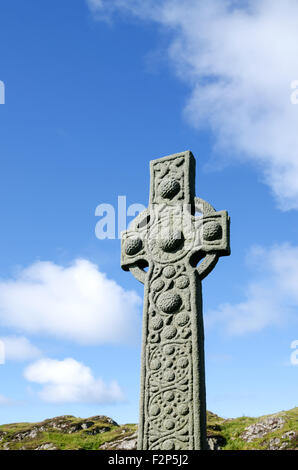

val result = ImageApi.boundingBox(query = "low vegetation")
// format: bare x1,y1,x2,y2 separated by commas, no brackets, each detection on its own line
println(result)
0,408,297,450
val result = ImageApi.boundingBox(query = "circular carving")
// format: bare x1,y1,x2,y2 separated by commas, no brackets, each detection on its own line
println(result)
176,275,189,289
164,419,175,430
159,178,180,199
164,391,175,402
164,370,175,382
124,237,143,256
151,279,165,292
150,405,160,416
159,230,184,253
149,333,160,343
165,406,173,415
175,312,190,327
177,357,189,368
203,221,222,241
162,326,177,340
165,359,173,368
182,328,191,339
178,404,189,416
151,316,163,331
157,292,182,314
147,214,194,264
164,345,175,355
163,265,176,278
150,359,161,370
162,439,175,450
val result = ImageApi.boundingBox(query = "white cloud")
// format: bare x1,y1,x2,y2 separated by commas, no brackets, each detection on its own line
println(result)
87,0,158,18
0,259,141,345
24,358,124,404
0,336,41,362
87,0,102,10
88,0,298,210
207,243,298,334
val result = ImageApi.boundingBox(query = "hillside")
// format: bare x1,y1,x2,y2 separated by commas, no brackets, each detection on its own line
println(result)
0,408,297,450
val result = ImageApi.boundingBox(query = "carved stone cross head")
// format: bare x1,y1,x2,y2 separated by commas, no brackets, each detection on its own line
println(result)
121,151,230,450
121,151,230,283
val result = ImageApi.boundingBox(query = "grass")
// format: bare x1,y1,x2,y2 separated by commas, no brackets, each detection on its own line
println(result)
215,407,298,450
0,409,297,450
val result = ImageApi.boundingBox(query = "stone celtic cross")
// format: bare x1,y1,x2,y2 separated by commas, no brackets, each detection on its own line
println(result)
121,151,230,450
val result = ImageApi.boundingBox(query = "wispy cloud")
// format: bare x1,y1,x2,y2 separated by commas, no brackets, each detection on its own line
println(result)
0,336,41,362
206,243,298,334
0,394,13,406
88,0,298,210
0,259,141,345
24,358,124,404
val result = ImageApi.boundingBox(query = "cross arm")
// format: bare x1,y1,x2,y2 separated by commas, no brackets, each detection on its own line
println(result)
121,209,151,284
191,198,230,279
199,210,230,256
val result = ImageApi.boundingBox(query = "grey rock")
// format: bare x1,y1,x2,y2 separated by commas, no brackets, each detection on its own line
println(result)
282,430,296,440
81,421,94,430
89,416,118,426
35,443,57,450
100,432,138,450
207,437,221,450
241,417,285,442
268,437,281,450
85,426,111,435
0,432,7,442
14,428,39,441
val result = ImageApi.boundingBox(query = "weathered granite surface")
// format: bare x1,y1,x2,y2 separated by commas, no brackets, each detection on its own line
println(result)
121,151,230,450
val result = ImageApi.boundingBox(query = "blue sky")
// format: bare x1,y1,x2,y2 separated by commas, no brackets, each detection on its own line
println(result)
0,0,297,425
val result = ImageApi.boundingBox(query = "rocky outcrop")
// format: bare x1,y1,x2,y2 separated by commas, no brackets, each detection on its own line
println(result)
267,431,297,450
207,436,226,450
0,409,297,450
34,443,58,451
100,432,138,450
241,416,285,442
0,415,120,450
